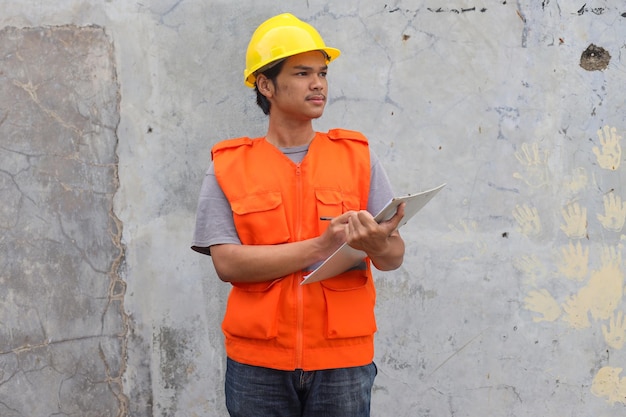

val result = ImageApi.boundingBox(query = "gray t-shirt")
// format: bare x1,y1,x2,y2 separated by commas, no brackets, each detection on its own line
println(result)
191,143,395,254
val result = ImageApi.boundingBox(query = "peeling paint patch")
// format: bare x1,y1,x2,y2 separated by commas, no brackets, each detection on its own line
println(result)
580,44,611,71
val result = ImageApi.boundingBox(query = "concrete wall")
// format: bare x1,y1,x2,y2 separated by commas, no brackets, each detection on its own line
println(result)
1,0,624,416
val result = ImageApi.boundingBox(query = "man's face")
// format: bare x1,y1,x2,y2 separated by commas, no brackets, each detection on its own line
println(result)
266,51,329,121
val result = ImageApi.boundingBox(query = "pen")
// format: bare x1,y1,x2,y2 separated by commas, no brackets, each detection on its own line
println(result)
319,216,334,221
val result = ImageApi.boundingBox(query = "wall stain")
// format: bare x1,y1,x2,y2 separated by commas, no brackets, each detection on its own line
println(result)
154,325,195,417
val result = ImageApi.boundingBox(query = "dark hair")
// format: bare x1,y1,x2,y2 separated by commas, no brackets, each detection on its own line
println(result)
254,59,286,115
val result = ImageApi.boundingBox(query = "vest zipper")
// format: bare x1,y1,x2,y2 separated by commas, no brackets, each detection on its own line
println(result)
295,163,304,369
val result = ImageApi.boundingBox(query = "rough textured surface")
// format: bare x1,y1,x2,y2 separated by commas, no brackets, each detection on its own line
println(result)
0,1,625,416
0,25,126,416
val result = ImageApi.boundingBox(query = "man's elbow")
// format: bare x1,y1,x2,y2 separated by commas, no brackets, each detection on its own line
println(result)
213,258,242,283
209,245,238,283
372,255,404,271
216,272,235,283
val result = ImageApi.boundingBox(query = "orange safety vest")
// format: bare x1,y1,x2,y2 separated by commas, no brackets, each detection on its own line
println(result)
212,129,376,371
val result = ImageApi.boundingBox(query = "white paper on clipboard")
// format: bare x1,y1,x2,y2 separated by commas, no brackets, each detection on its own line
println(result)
301,183,446,285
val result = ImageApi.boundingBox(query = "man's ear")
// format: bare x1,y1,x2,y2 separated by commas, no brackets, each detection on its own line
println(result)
256,74,273,97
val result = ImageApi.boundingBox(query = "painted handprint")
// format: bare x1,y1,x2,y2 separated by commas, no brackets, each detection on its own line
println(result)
602,311,626,350
562,292,591,329
513,204,542,237
591,367,626,405
597,192,626,232
585,245,624,321
563,167,588,194
513,142,550,187
524,289,561,322
592,125,622,171
557,241,589,282
446,219,487,254
560,202,587,239
513,254,546,286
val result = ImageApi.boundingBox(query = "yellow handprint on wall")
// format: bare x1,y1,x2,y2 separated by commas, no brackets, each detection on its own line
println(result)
563,167,588,194
524,289,561,322
602,311,626,350
557,241,589,282
584,246,624,321
513,254,547,286
513,204,542,238
560,202,587,239
592,125,622,171
446,219,487,254
597,192,626,232
562,292,591,329
591,367,626,405
513,142,550,187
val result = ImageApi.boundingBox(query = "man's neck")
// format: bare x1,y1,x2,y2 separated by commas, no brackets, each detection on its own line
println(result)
265,118,316,148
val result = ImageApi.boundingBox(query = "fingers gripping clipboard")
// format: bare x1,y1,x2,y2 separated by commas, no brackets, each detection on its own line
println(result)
301,183,446,284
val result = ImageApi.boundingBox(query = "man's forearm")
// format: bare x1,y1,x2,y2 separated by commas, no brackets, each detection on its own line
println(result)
210,238,333,283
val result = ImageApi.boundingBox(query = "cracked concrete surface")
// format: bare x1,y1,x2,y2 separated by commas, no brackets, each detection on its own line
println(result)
0,25,127,416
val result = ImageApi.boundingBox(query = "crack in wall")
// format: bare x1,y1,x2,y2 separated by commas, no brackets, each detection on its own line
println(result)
105,159,130,417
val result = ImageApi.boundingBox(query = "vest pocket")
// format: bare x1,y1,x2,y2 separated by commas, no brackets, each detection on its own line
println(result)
222,280,282,340
315,189,361,232
230,191,290,245
321,272,377,339
315,188,343,217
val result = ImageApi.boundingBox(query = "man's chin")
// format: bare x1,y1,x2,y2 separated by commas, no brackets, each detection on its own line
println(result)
310,109,325,119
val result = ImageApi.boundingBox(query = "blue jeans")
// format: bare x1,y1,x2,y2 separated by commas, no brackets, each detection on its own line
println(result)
225,358,377,417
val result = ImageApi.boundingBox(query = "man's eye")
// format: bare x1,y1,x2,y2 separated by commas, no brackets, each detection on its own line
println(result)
320,72,328,78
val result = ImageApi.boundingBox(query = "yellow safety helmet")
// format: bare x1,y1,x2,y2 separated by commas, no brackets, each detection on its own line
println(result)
244,13,341,88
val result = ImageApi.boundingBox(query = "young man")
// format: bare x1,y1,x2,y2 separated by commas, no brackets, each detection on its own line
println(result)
192,13,405,417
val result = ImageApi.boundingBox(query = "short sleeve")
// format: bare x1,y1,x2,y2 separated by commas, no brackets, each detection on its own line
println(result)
191,163,241,255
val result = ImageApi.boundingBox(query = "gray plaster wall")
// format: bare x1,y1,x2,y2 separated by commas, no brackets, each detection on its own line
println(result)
0,1,625,416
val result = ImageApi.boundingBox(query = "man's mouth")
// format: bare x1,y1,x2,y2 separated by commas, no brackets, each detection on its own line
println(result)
307,94,326,102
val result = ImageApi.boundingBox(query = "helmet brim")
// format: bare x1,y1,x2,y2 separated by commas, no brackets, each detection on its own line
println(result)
244,47,341,88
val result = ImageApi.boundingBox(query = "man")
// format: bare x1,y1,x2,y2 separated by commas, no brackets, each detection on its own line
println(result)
192,13,405,417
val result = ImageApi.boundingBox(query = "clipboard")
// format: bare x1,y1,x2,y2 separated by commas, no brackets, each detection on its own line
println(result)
301,183,446,284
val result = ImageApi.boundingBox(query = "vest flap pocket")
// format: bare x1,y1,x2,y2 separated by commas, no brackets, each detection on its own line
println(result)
315,189,343,206
230,191,290,245
231,191,282,215
341,193,361,212
316,189,343,226
315,189,361,227
315,189,360,211
321,273,377,339
222,279,283,340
